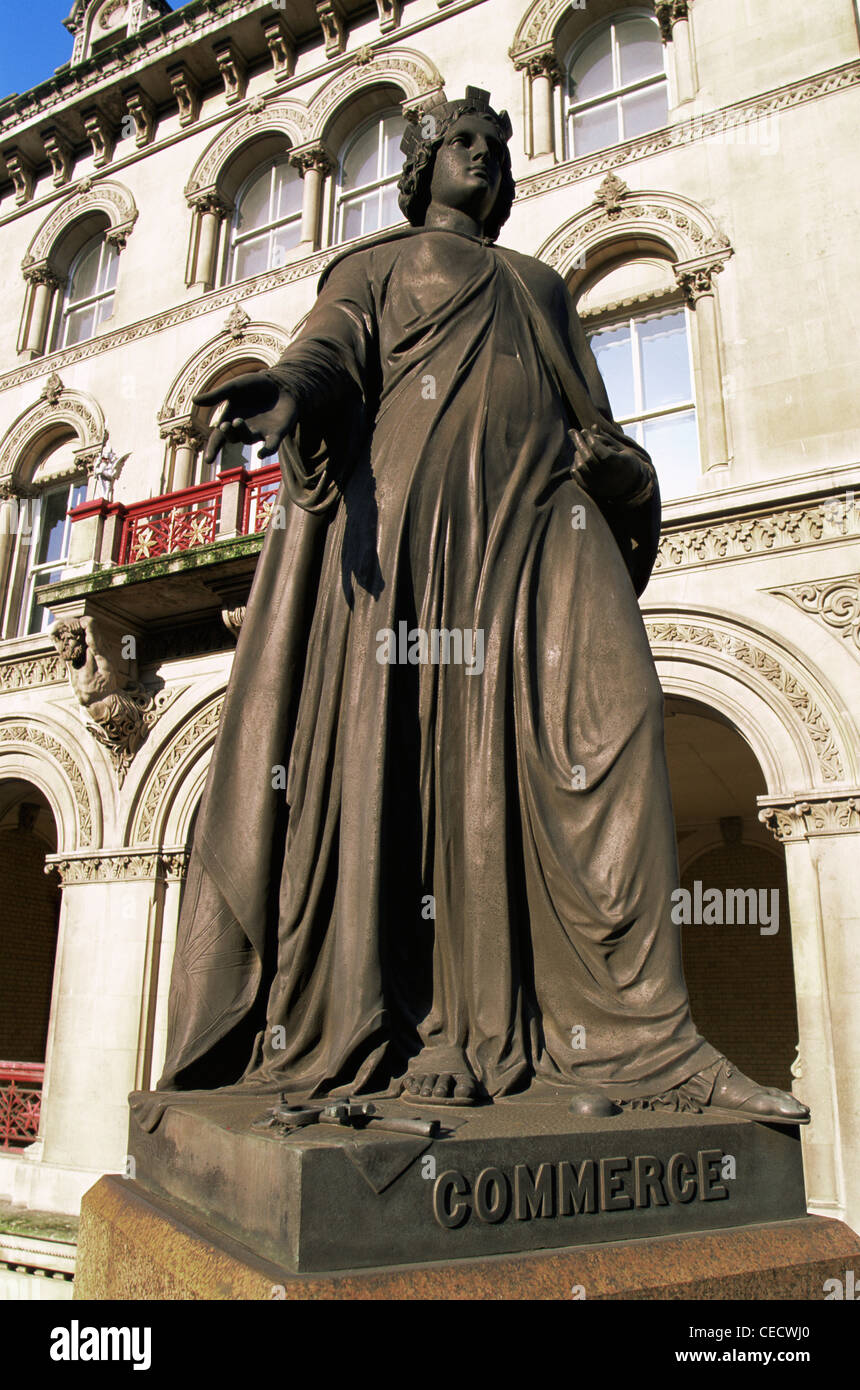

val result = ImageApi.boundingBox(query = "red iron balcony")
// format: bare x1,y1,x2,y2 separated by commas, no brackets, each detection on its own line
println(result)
0,1061,44,1148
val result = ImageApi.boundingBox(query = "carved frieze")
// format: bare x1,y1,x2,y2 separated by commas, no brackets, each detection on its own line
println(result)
759,795,860,842
656,499,860,573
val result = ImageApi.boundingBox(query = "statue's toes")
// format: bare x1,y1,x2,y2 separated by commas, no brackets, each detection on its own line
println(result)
419,1074,438,1098
433,1074,453,1098
453,1076,476,1101
742,1088,809,1123
403,1075,421,1095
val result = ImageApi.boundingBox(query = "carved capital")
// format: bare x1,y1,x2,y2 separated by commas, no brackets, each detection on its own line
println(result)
289,145,335,177
759,794,860,842
675,259,724,304
23,261,62,291
162,422,206,451
187,188,231,219
656,0,690,42
514,46,562,83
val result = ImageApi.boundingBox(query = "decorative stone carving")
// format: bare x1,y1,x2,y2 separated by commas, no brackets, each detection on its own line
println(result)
159,325,291,423
645,618,846,782
656,498,860,572
289,145,335,178
261,16,296,82
0,720,95,844
82,109,115,167
675,259,725,303
4,147,35,205
91,438,130,502
186,104,310,197
135,696,224,843
0,390,105,483
46,847,190,885
593,172,629,214
375,0,401,33
510,46,561,82
49,616,173,784
167,63,201,127
769,577,860,656
22,263,63,293
24,180,138,268
316,0,346,57
655,0,690,43
212,39,248,106
221,606,246,639
40,127,73,187
759,795,860,842
124,87,156,148
224,305,250,340
0,653,67,691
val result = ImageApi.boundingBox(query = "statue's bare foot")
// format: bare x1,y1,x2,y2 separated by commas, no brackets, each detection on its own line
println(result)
704,1058,810,1125
401,1070,481,1106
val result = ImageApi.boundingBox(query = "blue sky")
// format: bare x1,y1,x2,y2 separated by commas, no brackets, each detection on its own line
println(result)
0,1,194,102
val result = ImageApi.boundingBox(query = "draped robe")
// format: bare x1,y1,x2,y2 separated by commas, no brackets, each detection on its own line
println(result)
151,226,718,1117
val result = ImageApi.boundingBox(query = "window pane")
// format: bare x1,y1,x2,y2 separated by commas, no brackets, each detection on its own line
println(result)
71,482,88,508
617,17,665,86
380,182,401,230
36,490,71,566
342,198,366,241
69,240,102,302
643,409,699,500
273,161,303,220
271,221,301,268
589,322,636,418
236,167,274,234
637,311,692,411
342,122,381,191
381,114,404,177
95,292,115,330
233,234,270,281
572,101,620,156
621,83,668,140
99,241,119,293
63,303,97,346
27,568,64,636
570,28,613,104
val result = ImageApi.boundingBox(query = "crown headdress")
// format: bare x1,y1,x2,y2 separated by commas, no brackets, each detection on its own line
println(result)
400,86,513,158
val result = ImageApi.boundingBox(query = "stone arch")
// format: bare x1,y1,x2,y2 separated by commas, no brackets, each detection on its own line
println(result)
23,179,139,276
126,691,225,847
537,182,731,284
0,387,105,494
307,48,445,147
643,606,858,795
0,716,103,852
158,322,292,429
184,103,312,202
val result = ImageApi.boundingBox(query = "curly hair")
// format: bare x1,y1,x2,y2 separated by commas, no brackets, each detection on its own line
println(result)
397,107,516,244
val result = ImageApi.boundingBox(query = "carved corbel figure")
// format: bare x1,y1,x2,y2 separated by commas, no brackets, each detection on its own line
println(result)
50,615,149,781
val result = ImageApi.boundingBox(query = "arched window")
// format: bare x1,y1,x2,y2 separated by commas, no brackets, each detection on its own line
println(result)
565,13,668,158
16,439,87,634
334,109,403,244
52,232,118,349
226,159,303,283
578,255,698,499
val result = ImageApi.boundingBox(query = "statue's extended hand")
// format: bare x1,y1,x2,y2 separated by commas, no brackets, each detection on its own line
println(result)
571,424,651,503
194,372,299,469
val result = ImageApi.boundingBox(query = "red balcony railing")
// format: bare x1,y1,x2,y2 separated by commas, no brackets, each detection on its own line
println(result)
67,463,283,569
0,1061,44,1148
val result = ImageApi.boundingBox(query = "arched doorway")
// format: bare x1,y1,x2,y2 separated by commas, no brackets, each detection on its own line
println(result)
0,781,61,1147
664,697,800,1091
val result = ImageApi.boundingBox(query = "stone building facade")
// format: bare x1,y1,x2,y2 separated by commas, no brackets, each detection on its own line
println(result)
0,0,858,1251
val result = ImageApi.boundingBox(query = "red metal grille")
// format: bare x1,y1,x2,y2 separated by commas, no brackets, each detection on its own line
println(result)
0,1062,44,1148
122,492,220,564
243,467,281,534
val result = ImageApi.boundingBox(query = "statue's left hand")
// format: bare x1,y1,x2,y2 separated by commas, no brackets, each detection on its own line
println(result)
194,373,299,470
571,424,651,503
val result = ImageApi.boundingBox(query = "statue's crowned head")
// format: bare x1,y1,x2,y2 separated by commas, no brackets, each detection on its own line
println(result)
398,87,516,242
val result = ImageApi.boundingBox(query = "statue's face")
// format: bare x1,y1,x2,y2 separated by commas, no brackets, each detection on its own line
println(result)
57,629,84,663
428,114,505,227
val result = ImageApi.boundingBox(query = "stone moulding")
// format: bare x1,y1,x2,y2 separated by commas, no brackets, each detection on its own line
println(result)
44,846,190,884
23,179,138,268
0,652,67,690
132,693,224,845
769,576,860,657
644,618,846,784
655,499,860,573
0,719,95,845
758,794,860,843
514,59,860,201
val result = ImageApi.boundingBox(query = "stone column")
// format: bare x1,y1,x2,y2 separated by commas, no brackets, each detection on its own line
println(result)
290,147,334,249
21,266,61,358
164,423,206,490
759,795,860,1234
676,259,730,470
527,51,561,159
657,1,697,106
187,192,230,291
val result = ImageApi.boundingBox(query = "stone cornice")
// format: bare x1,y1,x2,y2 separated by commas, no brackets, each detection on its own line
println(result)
45,846,190,883
514,59,860,201
655,495,860,575
758,793,860,843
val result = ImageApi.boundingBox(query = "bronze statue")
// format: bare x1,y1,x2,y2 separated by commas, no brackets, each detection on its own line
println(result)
147,90,807,1128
